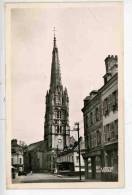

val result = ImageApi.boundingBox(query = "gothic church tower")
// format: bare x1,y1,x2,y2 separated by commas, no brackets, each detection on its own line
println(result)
44,34,70,152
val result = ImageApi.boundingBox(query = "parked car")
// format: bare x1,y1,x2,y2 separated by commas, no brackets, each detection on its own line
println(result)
18,171,27,176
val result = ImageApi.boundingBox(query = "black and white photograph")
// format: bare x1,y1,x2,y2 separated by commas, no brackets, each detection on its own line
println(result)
5,2,124,188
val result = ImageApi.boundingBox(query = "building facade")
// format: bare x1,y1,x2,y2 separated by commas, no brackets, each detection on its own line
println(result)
57,138,85,174
82,55,118,181
82,91,103,180
11,139,24,176
101,55,118,181
24,140,46,173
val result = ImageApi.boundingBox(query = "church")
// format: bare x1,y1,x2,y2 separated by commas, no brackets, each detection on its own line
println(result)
43,33,71,171
24,33,76,173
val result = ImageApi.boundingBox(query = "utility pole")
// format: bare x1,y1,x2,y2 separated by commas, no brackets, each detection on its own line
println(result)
75,122,81,181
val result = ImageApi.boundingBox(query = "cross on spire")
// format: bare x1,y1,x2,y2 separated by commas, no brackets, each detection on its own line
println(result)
53,26,56,38
53,27,57,48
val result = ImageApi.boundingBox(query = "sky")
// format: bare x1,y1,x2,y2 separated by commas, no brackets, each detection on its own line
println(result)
10,2,123,144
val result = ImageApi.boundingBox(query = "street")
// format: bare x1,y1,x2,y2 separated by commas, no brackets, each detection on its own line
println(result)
12,173,99,183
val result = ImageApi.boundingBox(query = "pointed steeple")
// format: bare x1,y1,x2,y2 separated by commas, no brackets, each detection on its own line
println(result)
44,30,70,154
53,32,57,48
50,28,62,89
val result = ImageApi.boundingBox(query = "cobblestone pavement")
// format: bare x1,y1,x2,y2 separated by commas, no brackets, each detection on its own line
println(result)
12,173,89,183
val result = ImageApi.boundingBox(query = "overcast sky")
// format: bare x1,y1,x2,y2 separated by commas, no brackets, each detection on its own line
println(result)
10,2,123,144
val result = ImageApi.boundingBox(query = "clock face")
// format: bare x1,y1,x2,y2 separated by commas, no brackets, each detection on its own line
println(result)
57,135,62,143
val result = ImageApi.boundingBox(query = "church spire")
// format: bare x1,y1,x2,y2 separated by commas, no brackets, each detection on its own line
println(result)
50,28,62,89
44,31,70,153
53,27,57,48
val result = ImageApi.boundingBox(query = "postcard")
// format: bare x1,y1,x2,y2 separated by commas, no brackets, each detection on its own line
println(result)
5,2,124,189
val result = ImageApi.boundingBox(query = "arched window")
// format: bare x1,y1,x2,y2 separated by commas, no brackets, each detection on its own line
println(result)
55,126,59,133
56,110,61,119
55,126,63,134
57,110,61,119
60,126,62,133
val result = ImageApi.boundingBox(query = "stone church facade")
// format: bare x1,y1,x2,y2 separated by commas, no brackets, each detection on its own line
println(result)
43,35,70,171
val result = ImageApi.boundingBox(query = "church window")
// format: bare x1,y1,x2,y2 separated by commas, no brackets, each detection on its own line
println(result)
56,110,61,119
56,126,59,133
60,126,62,133
57,126,59,133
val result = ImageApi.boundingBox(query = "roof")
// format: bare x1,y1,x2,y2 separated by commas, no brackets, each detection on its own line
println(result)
69,136,76,146
28,140,46,152
58,137,85,157
82,73,118,112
